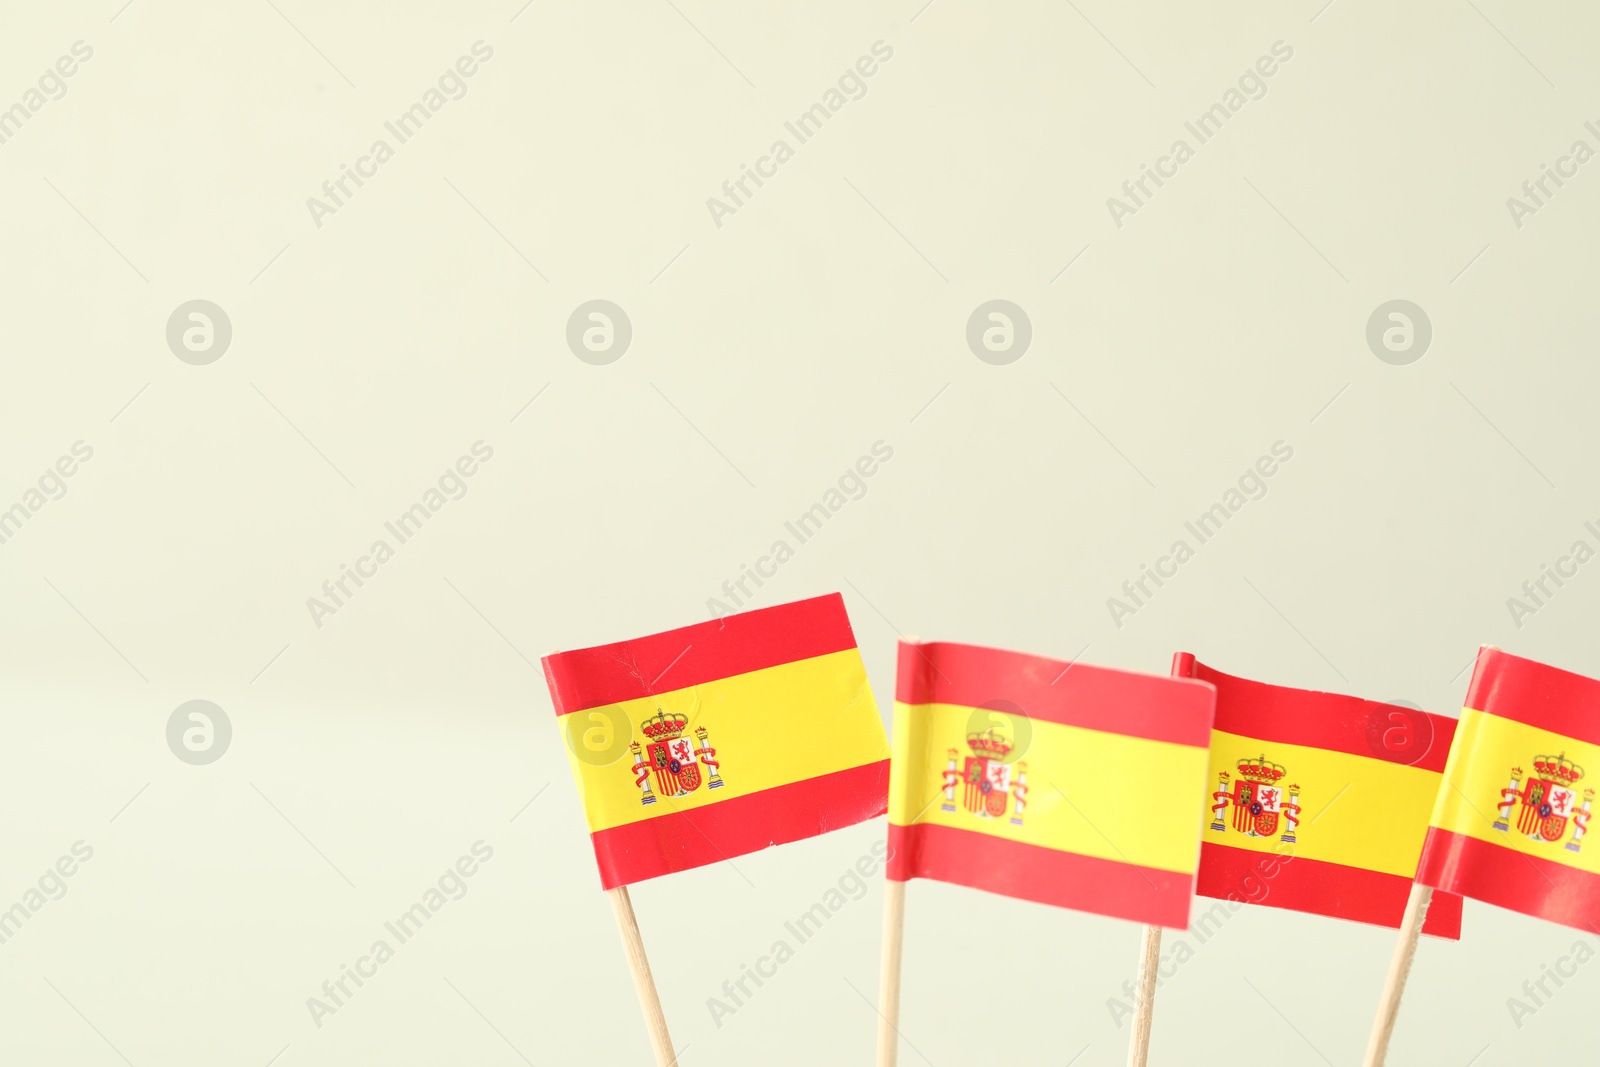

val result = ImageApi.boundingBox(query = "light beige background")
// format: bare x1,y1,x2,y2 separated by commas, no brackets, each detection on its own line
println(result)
2,1,1597,1064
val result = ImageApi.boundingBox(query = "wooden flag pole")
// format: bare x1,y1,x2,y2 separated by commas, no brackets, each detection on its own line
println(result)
1361,883,1433,1067
607,885,678,1066
1123,654,1193,1065
878,634,920,1067
1126,923,1163,1066
876,879,908,1067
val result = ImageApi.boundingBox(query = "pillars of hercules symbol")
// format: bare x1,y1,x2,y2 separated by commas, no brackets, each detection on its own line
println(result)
1569,789,1595,853
630,741,657,806
941,748,960,812
695,726,723,789
1280,785,1301,844
1494,767,1523,832
1210,771,1231,832
1010,761,1028,826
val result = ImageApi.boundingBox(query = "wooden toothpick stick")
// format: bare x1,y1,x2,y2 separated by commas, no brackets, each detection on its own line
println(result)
876,879,908,1067
607,885,678,1066
1126,923,1163,1066
1362,882,1433,1067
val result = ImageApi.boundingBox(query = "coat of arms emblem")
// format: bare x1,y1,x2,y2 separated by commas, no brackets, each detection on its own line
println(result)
1209,756,1301,843
1493,753,1594,851
940,728,1028,826
626,709,724,804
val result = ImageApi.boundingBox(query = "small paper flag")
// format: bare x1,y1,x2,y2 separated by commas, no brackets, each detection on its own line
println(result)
887,639,1215,927
1417,647,1600,933
542,593,890,889
1177,654,1463,938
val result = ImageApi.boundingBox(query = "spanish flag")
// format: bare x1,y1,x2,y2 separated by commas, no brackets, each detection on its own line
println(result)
1416,647,1600,932
542,593,891,889
1179,654,1463,937
887,640,1216,927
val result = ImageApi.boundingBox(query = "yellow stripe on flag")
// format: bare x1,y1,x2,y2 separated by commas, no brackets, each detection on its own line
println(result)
890,701,1210,875
1428,708,1600,876
1203,730,1442,878
564,649,888,834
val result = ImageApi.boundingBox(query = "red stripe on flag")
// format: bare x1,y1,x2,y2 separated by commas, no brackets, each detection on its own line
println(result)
588,760,889,889
896,641,1213,747
1466,647,1600,749
1173,653,1456,774
544,593,859,716
886,821,1195,928
1417,828,1600,934
1197,841,1462,938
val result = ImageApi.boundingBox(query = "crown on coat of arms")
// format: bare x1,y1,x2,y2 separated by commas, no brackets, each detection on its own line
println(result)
1237,756,1286,783
642,709,689,741
1533,753,1584,785
967,729,1012,758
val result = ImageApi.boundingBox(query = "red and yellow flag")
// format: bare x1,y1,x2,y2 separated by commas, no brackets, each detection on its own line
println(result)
1417,647,1600,932
542,593,890,889
1178,654,1464,937
887,640,1216,927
